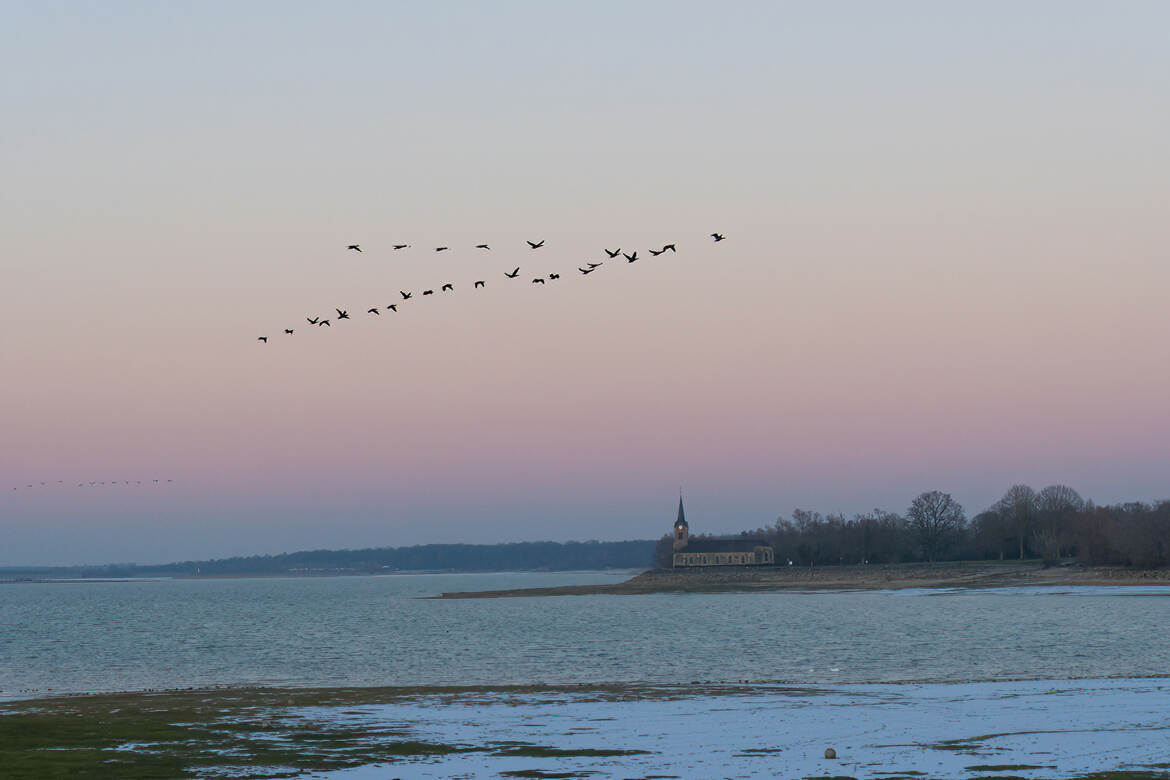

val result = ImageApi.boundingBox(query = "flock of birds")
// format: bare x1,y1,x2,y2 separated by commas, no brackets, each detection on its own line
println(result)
11,479,175,491
256,232,727,342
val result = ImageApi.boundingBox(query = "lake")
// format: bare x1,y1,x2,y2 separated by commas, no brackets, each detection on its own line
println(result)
2,571,1169,698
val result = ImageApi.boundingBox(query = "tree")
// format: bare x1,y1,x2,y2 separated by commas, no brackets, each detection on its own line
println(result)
994,484,1038,560
906,490,966,562
653,535,675,568
1035,485,1085,564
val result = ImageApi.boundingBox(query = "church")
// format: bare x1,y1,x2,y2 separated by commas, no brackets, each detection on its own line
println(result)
671,495,775,567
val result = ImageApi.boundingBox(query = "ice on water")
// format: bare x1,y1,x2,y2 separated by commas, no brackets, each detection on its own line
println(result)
308,677,1170,779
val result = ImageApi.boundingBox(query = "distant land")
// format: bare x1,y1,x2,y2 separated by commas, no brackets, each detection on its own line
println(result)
0,540,656,581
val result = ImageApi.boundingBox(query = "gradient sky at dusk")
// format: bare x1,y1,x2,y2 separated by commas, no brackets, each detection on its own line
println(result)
2,2,1168,565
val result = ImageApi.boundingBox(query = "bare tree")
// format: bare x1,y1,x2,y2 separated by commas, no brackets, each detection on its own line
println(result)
907,491,966,562
1035,484,1085,563
1038,484,1085,516
994,484,1038,560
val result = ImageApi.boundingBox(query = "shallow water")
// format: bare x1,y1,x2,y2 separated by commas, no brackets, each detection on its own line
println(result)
3,572,1170,697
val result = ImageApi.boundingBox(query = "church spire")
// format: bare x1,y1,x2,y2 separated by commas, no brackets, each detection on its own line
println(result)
675,490,688,528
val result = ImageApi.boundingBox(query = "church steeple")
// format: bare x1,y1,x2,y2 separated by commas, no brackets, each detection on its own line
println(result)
673,490,689,552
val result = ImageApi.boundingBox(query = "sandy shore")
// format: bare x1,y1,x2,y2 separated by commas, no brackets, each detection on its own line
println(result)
437,560,1170,598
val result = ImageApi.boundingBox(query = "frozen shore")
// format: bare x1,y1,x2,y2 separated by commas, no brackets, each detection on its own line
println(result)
315,677,1170,779
4,677,1170,777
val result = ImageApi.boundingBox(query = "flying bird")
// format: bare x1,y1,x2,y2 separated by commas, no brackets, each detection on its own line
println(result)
336,309,350,319
319,319,331,327
474,280,485,288
386,304,398,312
400,291,413,300
527,239,545,249
662,243,677,252
623,251,638,262
505,267,520,278
423,289,434,295
347,245,361,252
532,277,545,284
549,273,560,280
441,283,454,292
307,317,320,325
604,248,621,258
711,233,725,242
587,262,602,268
392,244,410,250
579,266,596,274
284,329,294,335
257,336,268,343
435,246,449,252
476,244,490,250
368,308,380,315
650,249,665,256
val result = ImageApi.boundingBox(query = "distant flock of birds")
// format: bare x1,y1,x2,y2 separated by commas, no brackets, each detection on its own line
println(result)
256,232,727,341
11,479,175,491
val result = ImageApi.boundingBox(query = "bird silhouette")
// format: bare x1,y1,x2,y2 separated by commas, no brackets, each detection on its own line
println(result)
319,319,331,327
442,283,454,292
623,251,638,262
368,308,380,315
336,309,350,319
258,336,268,343
505,267,520,278
307,317,320,325
284,329,294,334
579,266,596,274
400,291,413,300
476,244,490,250
347,245,361,252
587,262,602,268
423,289,434,295
605,248,621,258
711,233,725,242
532,277,545,284
474,280,485,288
650,249,665,256
527,240,545,249
386,304,398,312
663,243,677,252
549,273,560,280
392,244,410,250
435,247,449,252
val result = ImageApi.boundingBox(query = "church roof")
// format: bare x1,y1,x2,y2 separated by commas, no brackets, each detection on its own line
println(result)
674,495,688,528
681,537,770,554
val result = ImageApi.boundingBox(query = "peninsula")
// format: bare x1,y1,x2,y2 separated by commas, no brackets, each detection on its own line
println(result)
437,560,1170,598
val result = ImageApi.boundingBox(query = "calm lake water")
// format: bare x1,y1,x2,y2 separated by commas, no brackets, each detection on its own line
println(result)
2,571,1169,697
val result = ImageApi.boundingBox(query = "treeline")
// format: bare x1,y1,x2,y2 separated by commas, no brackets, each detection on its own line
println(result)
8,540,657,580
655,485,1170,569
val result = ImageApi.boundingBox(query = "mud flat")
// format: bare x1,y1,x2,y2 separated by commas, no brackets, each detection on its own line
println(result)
437,560,1170,598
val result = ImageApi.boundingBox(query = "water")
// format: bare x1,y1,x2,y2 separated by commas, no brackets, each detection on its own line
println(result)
2,572,1169,697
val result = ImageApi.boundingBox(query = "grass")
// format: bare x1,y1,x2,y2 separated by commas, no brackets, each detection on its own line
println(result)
0,685,670,778
0,688,487,778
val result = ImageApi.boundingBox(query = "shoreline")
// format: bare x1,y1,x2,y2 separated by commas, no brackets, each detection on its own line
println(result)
4,677,1170,779
437,560,1170,598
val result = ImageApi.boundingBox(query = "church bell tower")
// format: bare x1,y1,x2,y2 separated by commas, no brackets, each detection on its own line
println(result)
673,492,689,552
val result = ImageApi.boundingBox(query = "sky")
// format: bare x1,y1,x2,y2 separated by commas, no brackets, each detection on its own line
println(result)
2,2,1168,566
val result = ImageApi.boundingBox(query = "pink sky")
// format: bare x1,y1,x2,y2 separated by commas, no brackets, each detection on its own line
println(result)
2,2,1168,564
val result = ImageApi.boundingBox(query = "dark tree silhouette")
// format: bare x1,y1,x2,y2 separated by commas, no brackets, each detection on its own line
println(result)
907,490,966,562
